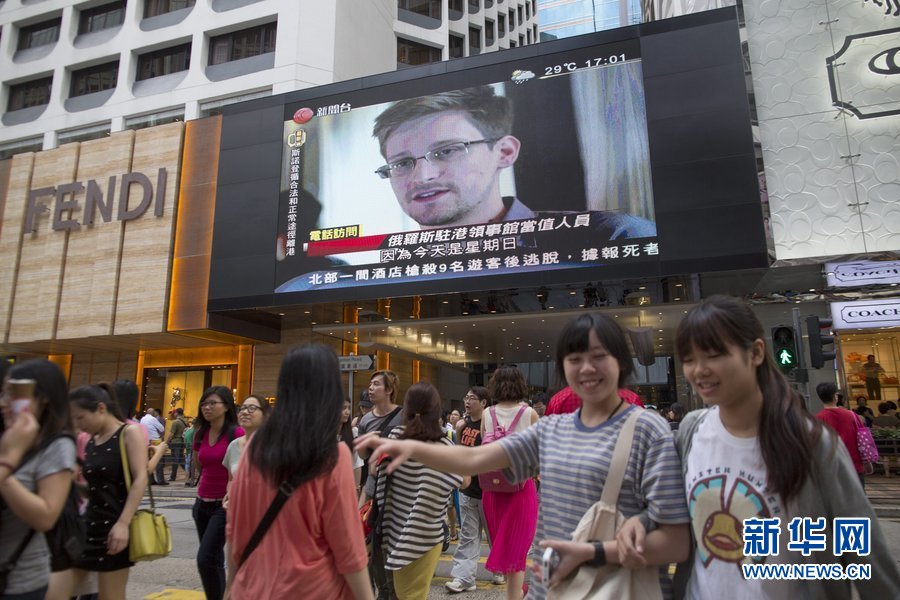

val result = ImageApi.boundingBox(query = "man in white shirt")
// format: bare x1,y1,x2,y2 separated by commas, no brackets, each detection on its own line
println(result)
140,408,165,441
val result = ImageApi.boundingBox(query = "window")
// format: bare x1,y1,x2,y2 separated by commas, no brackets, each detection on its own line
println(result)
449,34,464,59
468,0,479,10
0,138,44,160
508,10,515,30
58,123,111,144
469,26,480,51
526,29,531,44
518,6,523,24
525,2,530,19
79,1,125,34
485,20,495,46
509,39,516,48
449,0,463,10
519,34,524,46
18,18,60,50
125,108,184,130
7,76,52,111
397,38,440,66
145,0,195,18
209,22,276,65
399,0,440,19
137,43,191,80
70,61,118,97
533,24,538,41
498,14,506,36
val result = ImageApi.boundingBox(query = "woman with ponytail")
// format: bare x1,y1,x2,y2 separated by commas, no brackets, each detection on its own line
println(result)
618,295,900,599
373,382,462,600
49,383,148,599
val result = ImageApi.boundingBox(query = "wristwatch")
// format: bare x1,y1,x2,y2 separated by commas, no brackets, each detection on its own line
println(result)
586,542,607,567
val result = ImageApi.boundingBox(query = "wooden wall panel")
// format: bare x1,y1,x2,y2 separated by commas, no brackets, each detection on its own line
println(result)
0,159,12,241
57,132,135,339
115,122,183,335
141,345,239,369
9,146,80,343
0,153,34,342
117,353,137,384
168,117,221,332
69,352,93,387
251,328,343,398
88,352,124,384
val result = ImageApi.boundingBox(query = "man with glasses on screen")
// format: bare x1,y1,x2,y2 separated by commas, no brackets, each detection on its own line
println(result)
373,85,655,237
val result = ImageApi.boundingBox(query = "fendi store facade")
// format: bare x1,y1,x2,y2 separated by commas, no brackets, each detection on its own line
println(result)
0,116,433,417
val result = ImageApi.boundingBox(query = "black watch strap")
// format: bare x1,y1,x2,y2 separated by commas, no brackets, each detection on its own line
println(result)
586,542,607,567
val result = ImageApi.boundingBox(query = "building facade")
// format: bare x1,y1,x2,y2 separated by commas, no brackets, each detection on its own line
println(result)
1,0,539,157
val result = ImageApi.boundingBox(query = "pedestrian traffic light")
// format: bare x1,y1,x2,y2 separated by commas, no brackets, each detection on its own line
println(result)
771,326,799,372
806,316,835,369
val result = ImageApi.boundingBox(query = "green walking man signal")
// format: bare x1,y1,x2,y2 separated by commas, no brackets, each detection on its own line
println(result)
771,325,799,372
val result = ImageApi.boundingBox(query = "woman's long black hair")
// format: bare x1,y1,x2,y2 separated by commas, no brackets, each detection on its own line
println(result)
8,359,72,446
248,344,344,487
675,295,824,503
340,400,354,454
193,386,238,444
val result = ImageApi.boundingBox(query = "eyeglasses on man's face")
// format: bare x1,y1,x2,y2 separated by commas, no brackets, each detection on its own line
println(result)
239,404,261,414
375,139,496,179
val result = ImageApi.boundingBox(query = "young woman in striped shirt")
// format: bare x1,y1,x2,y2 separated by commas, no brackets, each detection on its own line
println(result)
373,382,462,600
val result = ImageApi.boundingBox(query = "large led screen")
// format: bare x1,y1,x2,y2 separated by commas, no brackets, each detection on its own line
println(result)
275,43,655,293
209,8,768,310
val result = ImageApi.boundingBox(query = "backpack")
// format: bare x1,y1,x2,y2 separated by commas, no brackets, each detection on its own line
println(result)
478,405,528,493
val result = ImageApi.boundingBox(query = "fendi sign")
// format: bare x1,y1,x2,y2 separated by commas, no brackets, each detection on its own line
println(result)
24,168,168,233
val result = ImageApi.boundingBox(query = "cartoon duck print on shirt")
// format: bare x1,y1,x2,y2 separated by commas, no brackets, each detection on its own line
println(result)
688,475,771,569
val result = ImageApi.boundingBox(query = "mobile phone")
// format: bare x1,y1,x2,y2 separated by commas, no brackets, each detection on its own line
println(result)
541,547,560,587
8,379,36,418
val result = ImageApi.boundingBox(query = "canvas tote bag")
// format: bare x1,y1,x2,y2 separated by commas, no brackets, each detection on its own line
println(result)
549,409,663,600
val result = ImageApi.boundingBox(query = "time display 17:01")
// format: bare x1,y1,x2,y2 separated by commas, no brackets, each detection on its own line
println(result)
543,54,628,76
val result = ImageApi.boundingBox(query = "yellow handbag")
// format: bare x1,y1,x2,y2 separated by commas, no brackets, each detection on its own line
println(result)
548,410,664,600
119,427,172,562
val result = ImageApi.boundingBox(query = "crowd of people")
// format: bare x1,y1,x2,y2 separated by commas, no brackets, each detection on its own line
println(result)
2,295,900,600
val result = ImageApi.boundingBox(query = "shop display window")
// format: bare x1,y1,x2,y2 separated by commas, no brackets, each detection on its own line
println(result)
841,332,899,404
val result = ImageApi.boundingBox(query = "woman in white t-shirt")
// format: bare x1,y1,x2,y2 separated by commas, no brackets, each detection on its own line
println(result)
618,295,900,599
223,395,269,506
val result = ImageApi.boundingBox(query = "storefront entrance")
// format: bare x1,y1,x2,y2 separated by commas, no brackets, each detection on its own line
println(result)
141,365,235,420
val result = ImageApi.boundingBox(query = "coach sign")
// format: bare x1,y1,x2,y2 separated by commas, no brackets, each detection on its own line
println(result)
826,260,900,288
24,169,167,233
831,298,900,330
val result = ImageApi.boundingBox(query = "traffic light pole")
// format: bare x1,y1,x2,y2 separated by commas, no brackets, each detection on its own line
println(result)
792,307,812,408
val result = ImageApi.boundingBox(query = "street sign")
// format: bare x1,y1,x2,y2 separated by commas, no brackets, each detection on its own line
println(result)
339,355,376,372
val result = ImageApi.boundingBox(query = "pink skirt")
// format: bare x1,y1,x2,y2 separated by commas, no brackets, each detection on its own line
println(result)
482,478,539,573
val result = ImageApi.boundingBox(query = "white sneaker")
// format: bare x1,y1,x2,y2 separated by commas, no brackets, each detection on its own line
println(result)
445,579,477,593
491,573,506,585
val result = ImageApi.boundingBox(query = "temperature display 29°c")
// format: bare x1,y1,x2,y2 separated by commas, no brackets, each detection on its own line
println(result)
543,54,628,77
